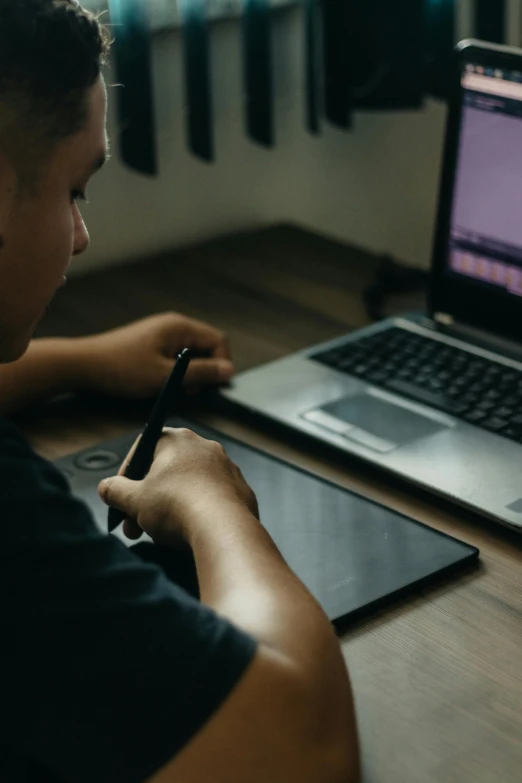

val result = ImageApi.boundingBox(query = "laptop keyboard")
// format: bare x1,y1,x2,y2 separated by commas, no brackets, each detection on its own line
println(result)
312,327,522,445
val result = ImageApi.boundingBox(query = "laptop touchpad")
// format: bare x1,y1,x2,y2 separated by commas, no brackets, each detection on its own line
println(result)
314,394,449,452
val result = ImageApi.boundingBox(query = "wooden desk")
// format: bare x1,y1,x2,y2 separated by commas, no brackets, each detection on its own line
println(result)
19,226,522,782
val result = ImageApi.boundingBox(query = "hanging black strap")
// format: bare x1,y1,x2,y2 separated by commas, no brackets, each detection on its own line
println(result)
179,0,214,162
108,0,157,175
242,0,274,146
304,0,321,134
321,0,353,129
352,0,424,110
475,0,506,44
425,0,456,100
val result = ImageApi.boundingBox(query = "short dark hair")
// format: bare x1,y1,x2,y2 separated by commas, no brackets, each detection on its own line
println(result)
0,0,111,185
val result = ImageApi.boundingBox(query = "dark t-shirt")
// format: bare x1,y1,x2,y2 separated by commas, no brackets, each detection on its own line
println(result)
0,417,258,783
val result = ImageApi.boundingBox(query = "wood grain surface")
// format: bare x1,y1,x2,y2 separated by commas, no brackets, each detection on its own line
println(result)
16,225,522,783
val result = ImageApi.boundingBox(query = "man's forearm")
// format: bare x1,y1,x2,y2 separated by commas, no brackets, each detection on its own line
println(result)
188,506,359,774
0,338,84,416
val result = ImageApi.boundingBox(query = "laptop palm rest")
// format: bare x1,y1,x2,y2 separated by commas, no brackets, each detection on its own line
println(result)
308,393,450,453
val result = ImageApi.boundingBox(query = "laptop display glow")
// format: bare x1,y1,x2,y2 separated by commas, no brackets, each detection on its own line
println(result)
449,65,522,297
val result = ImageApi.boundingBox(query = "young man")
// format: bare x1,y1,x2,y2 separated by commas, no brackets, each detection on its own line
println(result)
0,2,359,782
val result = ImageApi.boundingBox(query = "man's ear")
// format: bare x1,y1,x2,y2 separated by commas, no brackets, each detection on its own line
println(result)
0,146,16,245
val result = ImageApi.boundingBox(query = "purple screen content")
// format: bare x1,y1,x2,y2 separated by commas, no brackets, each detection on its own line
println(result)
453,109,522,246
449,68,522,297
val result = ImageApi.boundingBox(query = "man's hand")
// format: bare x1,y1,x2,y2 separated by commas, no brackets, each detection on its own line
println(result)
75,312,235,400
99,427,259,546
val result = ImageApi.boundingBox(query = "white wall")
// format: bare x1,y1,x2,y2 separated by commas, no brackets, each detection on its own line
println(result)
79,20,282,273
286,98,447,269
76,2,483,275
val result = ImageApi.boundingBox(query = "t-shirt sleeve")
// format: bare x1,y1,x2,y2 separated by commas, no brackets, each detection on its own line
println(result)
0,418,258,783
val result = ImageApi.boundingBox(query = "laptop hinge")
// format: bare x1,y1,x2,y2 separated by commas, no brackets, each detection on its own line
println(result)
433,312,455,327
430,311,522,363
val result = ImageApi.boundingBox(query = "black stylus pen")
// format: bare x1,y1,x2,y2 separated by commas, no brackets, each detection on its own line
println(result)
107,348,192,532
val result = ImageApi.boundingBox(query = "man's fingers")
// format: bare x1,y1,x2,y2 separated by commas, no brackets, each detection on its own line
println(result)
98,475,140,520
183,358,235,387
118,435,142,477
123,517,144,540
175,317,231,360
212,332,231,360
102,438,145,540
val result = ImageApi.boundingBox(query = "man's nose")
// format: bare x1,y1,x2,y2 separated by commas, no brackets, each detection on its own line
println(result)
73,207,90,256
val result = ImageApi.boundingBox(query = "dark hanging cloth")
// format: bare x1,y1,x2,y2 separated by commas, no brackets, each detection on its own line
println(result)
320,0,425,131
242,0,275,146
179,0,214,162
108,0,158,175
475,0,506,44
304,0,321,134
321,0,353,128
425,0,456,100
351,0,425,110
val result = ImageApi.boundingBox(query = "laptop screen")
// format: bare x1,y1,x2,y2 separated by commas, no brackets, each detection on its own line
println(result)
448,65,522,298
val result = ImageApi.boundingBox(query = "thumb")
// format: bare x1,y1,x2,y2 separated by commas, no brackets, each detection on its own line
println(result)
98,475,140,519
184,358,235,387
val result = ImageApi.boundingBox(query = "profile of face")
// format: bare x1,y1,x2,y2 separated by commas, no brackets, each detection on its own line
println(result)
0,78,108,363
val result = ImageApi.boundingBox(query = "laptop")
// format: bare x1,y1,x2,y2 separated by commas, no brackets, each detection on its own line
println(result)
221,40,522,534
54,417,479,627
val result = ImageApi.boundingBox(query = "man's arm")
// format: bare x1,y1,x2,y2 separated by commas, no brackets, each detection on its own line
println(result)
0,312,235,416
147,504,360,783
0,421,260,783
0,338,84,416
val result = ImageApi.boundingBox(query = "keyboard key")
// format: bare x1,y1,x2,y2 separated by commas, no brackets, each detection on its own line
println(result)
452,376,472,388
461,393,480,406
482,417,509,432
446,387,463,398
496,407,515,419
503,428,522,442
367,371,388,384
467,382,487,394
464,409,487,423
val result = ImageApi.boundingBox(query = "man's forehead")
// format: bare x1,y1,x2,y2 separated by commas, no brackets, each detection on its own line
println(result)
74,128,109,178
76,81,110,174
